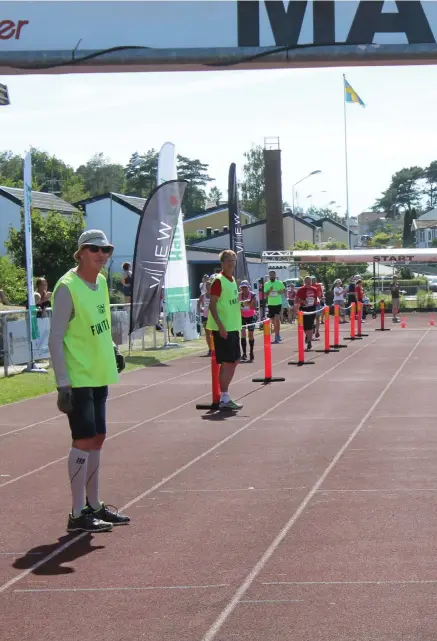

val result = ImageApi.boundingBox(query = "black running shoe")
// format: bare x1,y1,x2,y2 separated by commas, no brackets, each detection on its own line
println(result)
67,510,113,533
249,353,254,362
87,501,131,526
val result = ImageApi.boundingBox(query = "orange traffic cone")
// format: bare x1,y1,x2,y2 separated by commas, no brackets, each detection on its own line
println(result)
401,317,407,328
429,315,435,326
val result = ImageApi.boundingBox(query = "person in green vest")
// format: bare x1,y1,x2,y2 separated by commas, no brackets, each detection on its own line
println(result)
264,270,285,343
207,249,243,410
49,229,130,533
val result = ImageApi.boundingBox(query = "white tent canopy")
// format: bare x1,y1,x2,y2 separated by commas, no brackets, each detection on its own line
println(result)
261,249,437,264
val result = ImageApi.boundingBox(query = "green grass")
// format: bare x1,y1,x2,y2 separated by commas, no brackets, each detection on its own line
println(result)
0,338,206,407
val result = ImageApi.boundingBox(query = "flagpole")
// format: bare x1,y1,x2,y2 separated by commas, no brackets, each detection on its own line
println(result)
343,73,351,249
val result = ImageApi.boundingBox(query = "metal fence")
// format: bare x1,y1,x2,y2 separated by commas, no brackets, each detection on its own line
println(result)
0,305,158,378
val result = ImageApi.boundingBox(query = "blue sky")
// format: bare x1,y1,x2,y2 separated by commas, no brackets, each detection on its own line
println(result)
2,63,437,216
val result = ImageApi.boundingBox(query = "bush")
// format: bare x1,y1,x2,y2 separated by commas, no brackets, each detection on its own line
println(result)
0,256,27,305
416,291,436,310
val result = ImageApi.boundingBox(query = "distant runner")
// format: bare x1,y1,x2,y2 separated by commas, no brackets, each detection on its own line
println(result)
295,276,319,351
264,270,285,344
197,279,212,356
239,280,257,362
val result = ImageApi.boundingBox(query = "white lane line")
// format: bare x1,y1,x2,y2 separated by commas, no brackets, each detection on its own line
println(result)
14,583,229,593
0,332,297,439
0,553,41,556
0,343,299,490
317,488,437,493
261,579,437,586
198,330,428,641
0,336,376,594
240,599,303,604
0,364,211,439
160,487,307,494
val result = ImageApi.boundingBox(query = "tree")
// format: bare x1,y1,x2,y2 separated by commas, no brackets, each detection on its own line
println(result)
0,255,27,305
371,232,392,248
424,161,437,210
241,145,266,219
402,208,417,247
0,148,72,192
6,209,86,288
208,186,222,206
76,153,126,196
373,166,424,214
125,150,158,196
176,155,213,217
61,175,89,203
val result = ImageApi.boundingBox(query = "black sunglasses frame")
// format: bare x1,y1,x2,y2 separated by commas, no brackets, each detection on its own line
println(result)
82,245,113,254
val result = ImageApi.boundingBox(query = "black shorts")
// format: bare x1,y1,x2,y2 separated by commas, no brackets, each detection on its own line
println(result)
302,306,316,331
212,331,241,364
241,316,256,328
67,386,109,441
268,305,282,319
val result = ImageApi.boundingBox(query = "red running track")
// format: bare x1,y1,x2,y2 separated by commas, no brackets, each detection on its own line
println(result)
2,316,437,641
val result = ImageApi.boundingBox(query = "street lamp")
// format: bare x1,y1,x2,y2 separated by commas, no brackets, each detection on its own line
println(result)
292,170,322,244
0,83,10,106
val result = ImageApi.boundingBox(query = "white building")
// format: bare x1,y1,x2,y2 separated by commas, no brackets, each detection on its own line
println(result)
412,208,437,248
0,186,77,256
192,213,318,253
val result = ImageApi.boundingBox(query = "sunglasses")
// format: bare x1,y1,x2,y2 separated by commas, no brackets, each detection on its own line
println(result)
83,245,113,254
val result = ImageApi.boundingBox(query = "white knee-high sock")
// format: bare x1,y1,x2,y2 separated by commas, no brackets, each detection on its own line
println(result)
68,448,89,517
86,450,101,511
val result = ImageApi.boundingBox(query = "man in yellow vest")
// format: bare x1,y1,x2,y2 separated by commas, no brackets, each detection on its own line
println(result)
207,249,243,410
49,230,130,533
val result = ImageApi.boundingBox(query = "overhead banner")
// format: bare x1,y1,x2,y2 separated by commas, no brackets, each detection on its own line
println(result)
228,162,250,285
129,179,187,334
2,2,437,74
23,151,39,342
290,249,437,264
157,142,190,314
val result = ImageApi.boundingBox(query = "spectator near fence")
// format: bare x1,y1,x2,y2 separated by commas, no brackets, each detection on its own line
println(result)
391,275,400,323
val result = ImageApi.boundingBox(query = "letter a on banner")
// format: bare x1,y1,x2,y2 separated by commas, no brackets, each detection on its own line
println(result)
129,179,187,334
228,162,250,285
158,142,190,313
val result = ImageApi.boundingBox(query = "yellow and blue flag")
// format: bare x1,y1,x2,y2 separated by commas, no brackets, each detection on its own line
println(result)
344,78,365,107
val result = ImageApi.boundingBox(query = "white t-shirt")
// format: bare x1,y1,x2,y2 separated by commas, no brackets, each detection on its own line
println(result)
333,287,344,302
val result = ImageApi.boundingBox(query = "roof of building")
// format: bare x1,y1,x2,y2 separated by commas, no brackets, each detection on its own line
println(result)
74,193,255,222
0,186,78,214
189,212,317,248
412,219,437,230
185,204,256,223
417,208,437,221
74,192,147,215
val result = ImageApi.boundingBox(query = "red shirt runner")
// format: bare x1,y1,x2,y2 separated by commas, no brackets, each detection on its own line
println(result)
296,286,319,308
210,272,234,298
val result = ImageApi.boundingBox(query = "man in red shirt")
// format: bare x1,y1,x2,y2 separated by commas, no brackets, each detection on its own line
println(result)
355,278,367,321
295,276,319,350
207,250,243,410
312,276,325,336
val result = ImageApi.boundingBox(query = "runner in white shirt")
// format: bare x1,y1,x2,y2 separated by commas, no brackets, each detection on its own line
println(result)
197,280,212,356
333,278,346,323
